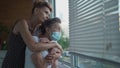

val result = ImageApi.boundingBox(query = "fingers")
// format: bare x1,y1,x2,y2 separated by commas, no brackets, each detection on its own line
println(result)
45,55,52,59
55,43,63,53
45,55,53,63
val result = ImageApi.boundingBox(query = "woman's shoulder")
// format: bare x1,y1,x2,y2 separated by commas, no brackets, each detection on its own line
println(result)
15,19,29,28
12,19,29,34
12,19,28,29
16,19,27,24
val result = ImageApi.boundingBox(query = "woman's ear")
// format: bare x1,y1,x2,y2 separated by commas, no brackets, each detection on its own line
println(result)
34,8,39,14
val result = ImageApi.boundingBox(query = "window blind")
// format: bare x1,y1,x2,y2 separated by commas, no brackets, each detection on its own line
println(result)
69,0,120,62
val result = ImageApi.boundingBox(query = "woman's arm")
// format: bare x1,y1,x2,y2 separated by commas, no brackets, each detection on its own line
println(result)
31,52,47,68
13,19,57,52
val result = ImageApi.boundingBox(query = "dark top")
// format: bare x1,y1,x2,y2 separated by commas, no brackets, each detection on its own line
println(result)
2,22,31,68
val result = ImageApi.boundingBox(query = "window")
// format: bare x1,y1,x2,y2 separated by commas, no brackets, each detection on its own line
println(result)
55,0,69,38
69,0,120,66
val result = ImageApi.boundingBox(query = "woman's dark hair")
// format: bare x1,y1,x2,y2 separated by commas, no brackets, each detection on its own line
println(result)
40,17,61,35
32,1,52,14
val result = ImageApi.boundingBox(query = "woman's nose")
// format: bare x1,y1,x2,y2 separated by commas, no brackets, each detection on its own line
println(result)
46,16,49,19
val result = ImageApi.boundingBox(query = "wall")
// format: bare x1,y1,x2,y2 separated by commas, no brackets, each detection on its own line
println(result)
0,0,33,41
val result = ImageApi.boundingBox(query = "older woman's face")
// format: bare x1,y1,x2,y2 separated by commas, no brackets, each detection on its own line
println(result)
34,6,51,23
